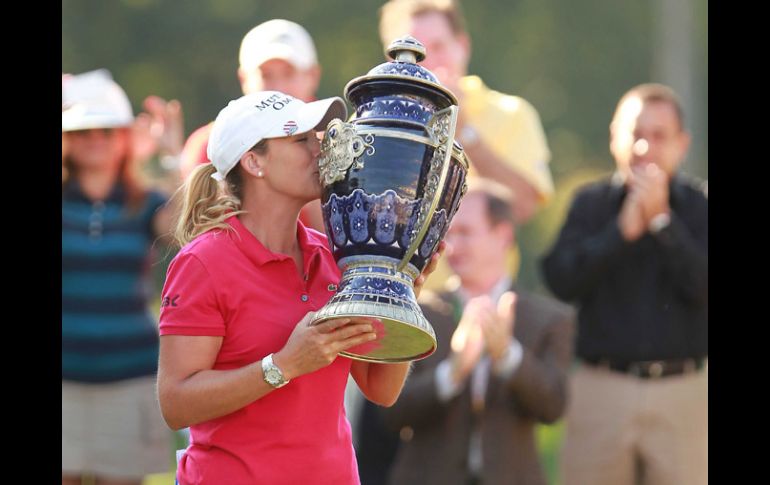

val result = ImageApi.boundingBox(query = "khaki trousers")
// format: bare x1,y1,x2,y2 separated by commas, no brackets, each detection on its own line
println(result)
62,376,172,479
561,362,708,485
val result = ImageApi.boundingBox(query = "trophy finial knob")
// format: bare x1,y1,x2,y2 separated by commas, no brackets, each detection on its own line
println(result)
386,36,426,63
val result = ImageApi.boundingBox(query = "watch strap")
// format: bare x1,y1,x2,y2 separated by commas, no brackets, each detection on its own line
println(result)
262,353,289,388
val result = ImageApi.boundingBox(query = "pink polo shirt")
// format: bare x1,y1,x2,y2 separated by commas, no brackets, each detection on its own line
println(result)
159,216,358,485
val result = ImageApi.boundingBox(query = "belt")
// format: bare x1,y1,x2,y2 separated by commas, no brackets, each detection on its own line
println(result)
584,357,705,379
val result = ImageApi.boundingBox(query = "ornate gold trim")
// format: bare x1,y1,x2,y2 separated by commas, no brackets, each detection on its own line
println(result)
318,119,375,186
354,127,436,147
397,105,459,272
338,255,421,281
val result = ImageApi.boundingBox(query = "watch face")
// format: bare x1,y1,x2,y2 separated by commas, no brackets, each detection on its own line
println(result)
266,368,282,385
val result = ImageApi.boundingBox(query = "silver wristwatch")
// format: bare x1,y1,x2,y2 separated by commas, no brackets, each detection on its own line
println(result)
648,212,672,234
261,353,289,388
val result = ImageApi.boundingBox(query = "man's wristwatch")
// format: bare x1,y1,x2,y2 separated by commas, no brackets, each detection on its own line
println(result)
261,353,289,388
648,212,672,233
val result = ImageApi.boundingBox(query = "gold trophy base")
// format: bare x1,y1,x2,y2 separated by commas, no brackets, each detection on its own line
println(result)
310,259,437,363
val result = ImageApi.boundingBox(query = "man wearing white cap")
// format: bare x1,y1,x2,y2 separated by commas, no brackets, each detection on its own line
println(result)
157,90,442,484
237,19,321,99
180,19,326,229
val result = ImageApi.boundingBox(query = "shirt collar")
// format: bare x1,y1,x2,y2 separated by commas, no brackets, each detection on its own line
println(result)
458,75,487,115
459,75,487,95
226,215,328,269
449,274,514,306
668,174,686,207
62,178,126,204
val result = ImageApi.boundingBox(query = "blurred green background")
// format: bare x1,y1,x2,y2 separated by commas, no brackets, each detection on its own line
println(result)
63,1,707,483
62,0,707,295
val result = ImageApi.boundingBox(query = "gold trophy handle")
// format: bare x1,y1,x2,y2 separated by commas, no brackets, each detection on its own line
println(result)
318,119,375,187
397,105,459,272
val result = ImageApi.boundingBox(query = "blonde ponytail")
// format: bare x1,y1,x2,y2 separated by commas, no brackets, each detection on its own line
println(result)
173,163,246,247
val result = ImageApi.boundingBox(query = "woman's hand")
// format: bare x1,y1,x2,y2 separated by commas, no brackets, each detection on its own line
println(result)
273,312,378,380
131,95,185,164
413,240,447,298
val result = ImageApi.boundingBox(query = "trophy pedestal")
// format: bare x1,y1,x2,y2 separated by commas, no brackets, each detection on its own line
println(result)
310,258,436,362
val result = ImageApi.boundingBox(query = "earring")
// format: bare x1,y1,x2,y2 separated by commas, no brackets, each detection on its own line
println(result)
257,170,264,177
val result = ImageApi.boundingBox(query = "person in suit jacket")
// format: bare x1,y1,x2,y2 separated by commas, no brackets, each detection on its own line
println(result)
379,177,575,485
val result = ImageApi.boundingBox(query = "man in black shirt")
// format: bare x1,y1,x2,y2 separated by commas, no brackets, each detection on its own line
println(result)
541,83,707,485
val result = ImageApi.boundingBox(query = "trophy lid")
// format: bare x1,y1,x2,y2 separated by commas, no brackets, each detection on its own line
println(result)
367,36,436,83
344,36,457,108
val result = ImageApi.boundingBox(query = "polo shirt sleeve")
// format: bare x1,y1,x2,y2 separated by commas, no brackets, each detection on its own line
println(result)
495,98,554,201
159,251,226,336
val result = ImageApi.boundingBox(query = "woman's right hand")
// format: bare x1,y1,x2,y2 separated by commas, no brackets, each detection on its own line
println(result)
272,313,378,380
131,95,185,164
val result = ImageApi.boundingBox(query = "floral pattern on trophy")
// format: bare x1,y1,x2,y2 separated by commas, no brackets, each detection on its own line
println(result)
356,97,435,125
322,188,424,255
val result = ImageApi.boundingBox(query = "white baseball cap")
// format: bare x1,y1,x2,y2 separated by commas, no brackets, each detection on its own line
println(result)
207,91,347,181
239,19,318,72
62,69,134,132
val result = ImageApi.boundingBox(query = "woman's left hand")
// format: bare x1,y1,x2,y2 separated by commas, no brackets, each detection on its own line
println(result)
413,240,446,298
132,95,185,164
